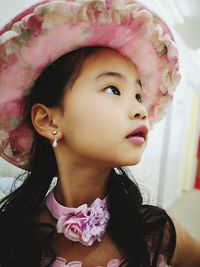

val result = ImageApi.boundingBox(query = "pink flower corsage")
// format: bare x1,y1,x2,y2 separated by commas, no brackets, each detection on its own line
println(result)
45,191,110,246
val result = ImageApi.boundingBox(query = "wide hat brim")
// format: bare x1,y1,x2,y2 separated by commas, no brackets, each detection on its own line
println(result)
0,0,181,170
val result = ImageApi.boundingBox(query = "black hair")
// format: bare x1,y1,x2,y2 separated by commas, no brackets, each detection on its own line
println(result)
0,46,176,267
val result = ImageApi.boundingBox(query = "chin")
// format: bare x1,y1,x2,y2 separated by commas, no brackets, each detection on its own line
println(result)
126,159,141,166
115,157,142,168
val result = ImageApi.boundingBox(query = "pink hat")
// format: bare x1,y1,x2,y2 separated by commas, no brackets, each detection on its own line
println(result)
0,0,181,170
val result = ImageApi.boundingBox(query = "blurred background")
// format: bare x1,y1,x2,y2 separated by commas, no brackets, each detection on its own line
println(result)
0,0,200,239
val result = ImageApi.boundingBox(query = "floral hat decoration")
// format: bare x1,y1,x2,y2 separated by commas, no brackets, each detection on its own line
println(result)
0,0,181,170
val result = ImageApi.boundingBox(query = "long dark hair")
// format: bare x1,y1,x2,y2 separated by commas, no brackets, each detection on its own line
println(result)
0,46,176,267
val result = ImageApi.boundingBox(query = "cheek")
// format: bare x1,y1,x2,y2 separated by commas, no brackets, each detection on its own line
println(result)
62,95,122,149
67,92,113,128
67,103,109,138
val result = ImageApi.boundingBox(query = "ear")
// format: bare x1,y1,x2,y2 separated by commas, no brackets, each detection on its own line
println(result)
31,103,63,142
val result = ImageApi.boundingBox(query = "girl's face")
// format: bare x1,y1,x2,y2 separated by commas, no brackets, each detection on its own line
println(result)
59,48,149,168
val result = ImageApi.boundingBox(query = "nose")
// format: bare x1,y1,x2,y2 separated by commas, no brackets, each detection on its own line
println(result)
128,104,148,121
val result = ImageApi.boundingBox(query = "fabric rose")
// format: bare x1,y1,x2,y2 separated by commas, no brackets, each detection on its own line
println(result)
57,216,83,242
51,195,110,246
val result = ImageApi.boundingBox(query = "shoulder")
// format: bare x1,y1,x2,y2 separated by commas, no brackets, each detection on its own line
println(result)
141,205,176,266
142,205,200,267
171,219,200,267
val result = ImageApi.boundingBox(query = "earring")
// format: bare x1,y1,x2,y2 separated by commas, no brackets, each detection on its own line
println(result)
52,130,58,148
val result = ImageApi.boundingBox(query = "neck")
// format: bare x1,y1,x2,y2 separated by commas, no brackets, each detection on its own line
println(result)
54,166,111,208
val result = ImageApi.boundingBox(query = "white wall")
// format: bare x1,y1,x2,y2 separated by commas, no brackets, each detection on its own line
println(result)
128,117,167,205
0,0,37,27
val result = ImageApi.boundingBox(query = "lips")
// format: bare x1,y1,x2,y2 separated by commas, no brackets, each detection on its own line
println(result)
126,125,148,140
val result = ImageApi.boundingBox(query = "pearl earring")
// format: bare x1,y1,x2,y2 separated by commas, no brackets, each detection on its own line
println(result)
52,130,58,148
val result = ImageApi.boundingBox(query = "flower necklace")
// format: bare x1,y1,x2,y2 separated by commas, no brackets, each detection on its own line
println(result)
45,190,110,246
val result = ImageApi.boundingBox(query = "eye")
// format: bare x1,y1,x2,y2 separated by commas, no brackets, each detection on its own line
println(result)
135,93,142,103
104,86,121,95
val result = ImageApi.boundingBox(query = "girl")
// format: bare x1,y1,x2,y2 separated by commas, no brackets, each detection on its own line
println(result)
0,0,199,266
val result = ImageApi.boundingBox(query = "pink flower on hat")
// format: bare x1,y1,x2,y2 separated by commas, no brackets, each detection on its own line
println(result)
22,14,43,36
9,123,33,156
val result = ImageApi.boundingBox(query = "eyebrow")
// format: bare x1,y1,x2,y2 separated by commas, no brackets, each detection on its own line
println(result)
96,71,142,88
96,71,126,81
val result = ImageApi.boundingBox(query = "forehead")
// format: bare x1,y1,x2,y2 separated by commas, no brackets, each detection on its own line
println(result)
78,48,140,81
